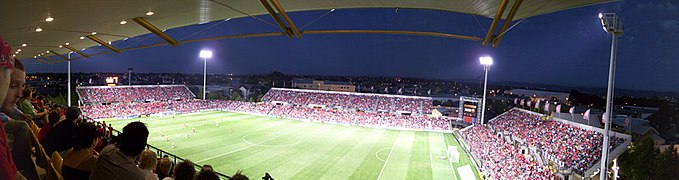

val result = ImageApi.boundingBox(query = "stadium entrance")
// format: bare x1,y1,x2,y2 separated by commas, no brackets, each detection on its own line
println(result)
458,96,482,124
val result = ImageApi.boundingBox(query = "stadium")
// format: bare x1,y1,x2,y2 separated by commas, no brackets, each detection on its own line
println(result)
4,0,674,180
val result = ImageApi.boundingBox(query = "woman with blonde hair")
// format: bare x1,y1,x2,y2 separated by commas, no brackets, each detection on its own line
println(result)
138,149,159,180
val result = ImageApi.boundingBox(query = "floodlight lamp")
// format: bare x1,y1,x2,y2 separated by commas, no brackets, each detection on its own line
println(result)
199,50,212,58
479,56,493,66
598,13,603,19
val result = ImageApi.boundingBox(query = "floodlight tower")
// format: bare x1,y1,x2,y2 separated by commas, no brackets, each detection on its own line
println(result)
479,56,493,125
599,12,623,180
199,50,212,100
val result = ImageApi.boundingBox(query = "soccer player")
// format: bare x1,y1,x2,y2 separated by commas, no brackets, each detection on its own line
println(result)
192,128,196,133
171,142,175,149
184,134,188,139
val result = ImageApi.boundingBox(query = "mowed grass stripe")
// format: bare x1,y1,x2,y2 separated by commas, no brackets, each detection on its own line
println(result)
348,130,399,179
213,122,334,178
190,118,307,162
378,131,416,179
318,127,387,180
287,125,364,179
406,131,434,179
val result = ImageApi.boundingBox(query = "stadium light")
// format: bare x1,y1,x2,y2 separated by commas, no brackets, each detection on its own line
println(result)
598,12,623,180
199,50,213,100
199,50,212,58
479,56,493,65
479,56,492,125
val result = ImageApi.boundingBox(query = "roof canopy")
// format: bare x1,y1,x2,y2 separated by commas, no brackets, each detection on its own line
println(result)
1,0,614,63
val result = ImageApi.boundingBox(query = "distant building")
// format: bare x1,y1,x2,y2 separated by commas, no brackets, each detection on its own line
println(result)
505,89,570,103
292,79,355,92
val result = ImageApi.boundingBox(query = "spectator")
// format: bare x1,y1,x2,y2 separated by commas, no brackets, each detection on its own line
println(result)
0,37,25,179
43,107,82,155
195,168,219,180
229,171,249,180
16,87,48,124
89,121,149,180
37,111,60,142
157,156,172,180
62,123,100,180
1,58,36,179
138,149,159,180
163,159,195,180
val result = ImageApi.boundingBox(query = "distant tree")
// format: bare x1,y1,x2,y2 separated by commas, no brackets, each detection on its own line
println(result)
442,100,455,107
231,91,243,101
206,91,227,100
257,94,264,102
657,144,679,179
248,97,254,102
619,135,659,179
432,100,442,106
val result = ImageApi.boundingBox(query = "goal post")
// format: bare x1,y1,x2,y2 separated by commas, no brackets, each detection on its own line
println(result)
448,146,460,164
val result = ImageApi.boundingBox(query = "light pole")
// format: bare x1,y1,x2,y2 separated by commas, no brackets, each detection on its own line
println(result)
199,50,212,100
128,68,133,86
479,56,493,125
67,52,73,107
599,12,623,180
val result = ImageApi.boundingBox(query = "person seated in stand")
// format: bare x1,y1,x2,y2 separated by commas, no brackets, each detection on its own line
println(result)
138,149,159,180
162,159,195,180
62,123,100,180
89,121,149,180
42,107,82,155
16,87,48,125
0,37,26,179
37,111,60,142
2,58,37,179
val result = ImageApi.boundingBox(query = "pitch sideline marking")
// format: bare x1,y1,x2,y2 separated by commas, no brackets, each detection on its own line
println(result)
376,136,397,180
195,123,308,163
242,133,302,148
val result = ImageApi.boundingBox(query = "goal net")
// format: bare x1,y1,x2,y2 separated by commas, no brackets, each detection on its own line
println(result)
448,146,460,164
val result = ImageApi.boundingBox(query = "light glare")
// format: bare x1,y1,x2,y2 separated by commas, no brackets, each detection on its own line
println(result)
480,56,493,65
199,50,213,58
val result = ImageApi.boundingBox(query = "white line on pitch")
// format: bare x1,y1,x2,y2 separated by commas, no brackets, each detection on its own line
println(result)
441,133,457,180
377,135,398,180
195,123,308,163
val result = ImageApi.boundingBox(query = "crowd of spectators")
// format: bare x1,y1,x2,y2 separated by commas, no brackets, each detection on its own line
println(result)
488,109,625,174
459,109,627,179
82,100,230,119
460,125,554,179
77,85,195,104
262,88,432,114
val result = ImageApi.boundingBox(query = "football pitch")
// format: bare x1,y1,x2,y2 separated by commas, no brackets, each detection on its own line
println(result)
107,111,480,180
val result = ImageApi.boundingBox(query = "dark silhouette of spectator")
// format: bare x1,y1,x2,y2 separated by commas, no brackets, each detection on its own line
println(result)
62,123,100,180
89,121,149,180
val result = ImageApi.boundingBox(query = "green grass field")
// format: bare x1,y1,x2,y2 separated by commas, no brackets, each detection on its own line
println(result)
107,111,480,180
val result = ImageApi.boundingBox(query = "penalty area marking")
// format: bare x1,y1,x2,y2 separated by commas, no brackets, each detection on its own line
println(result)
242,132,302,148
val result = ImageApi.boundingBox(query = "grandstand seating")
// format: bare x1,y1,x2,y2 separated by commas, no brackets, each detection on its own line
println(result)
262,88,432,114
77,85,195,104
459,108,627,178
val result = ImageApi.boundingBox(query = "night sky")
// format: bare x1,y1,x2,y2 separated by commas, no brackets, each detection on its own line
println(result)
25,0,679,92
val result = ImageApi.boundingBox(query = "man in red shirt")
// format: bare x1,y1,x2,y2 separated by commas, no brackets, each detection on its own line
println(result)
0,36,24,179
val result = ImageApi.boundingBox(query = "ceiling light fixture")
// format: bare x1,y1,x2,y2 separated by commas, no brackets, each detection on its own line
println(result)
45,16,54,22
65,42,69,45
21,44,26,47
91,32,97,35
120,20,127,25
35,27,43,32
146,11,154,16
80,36,85,40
